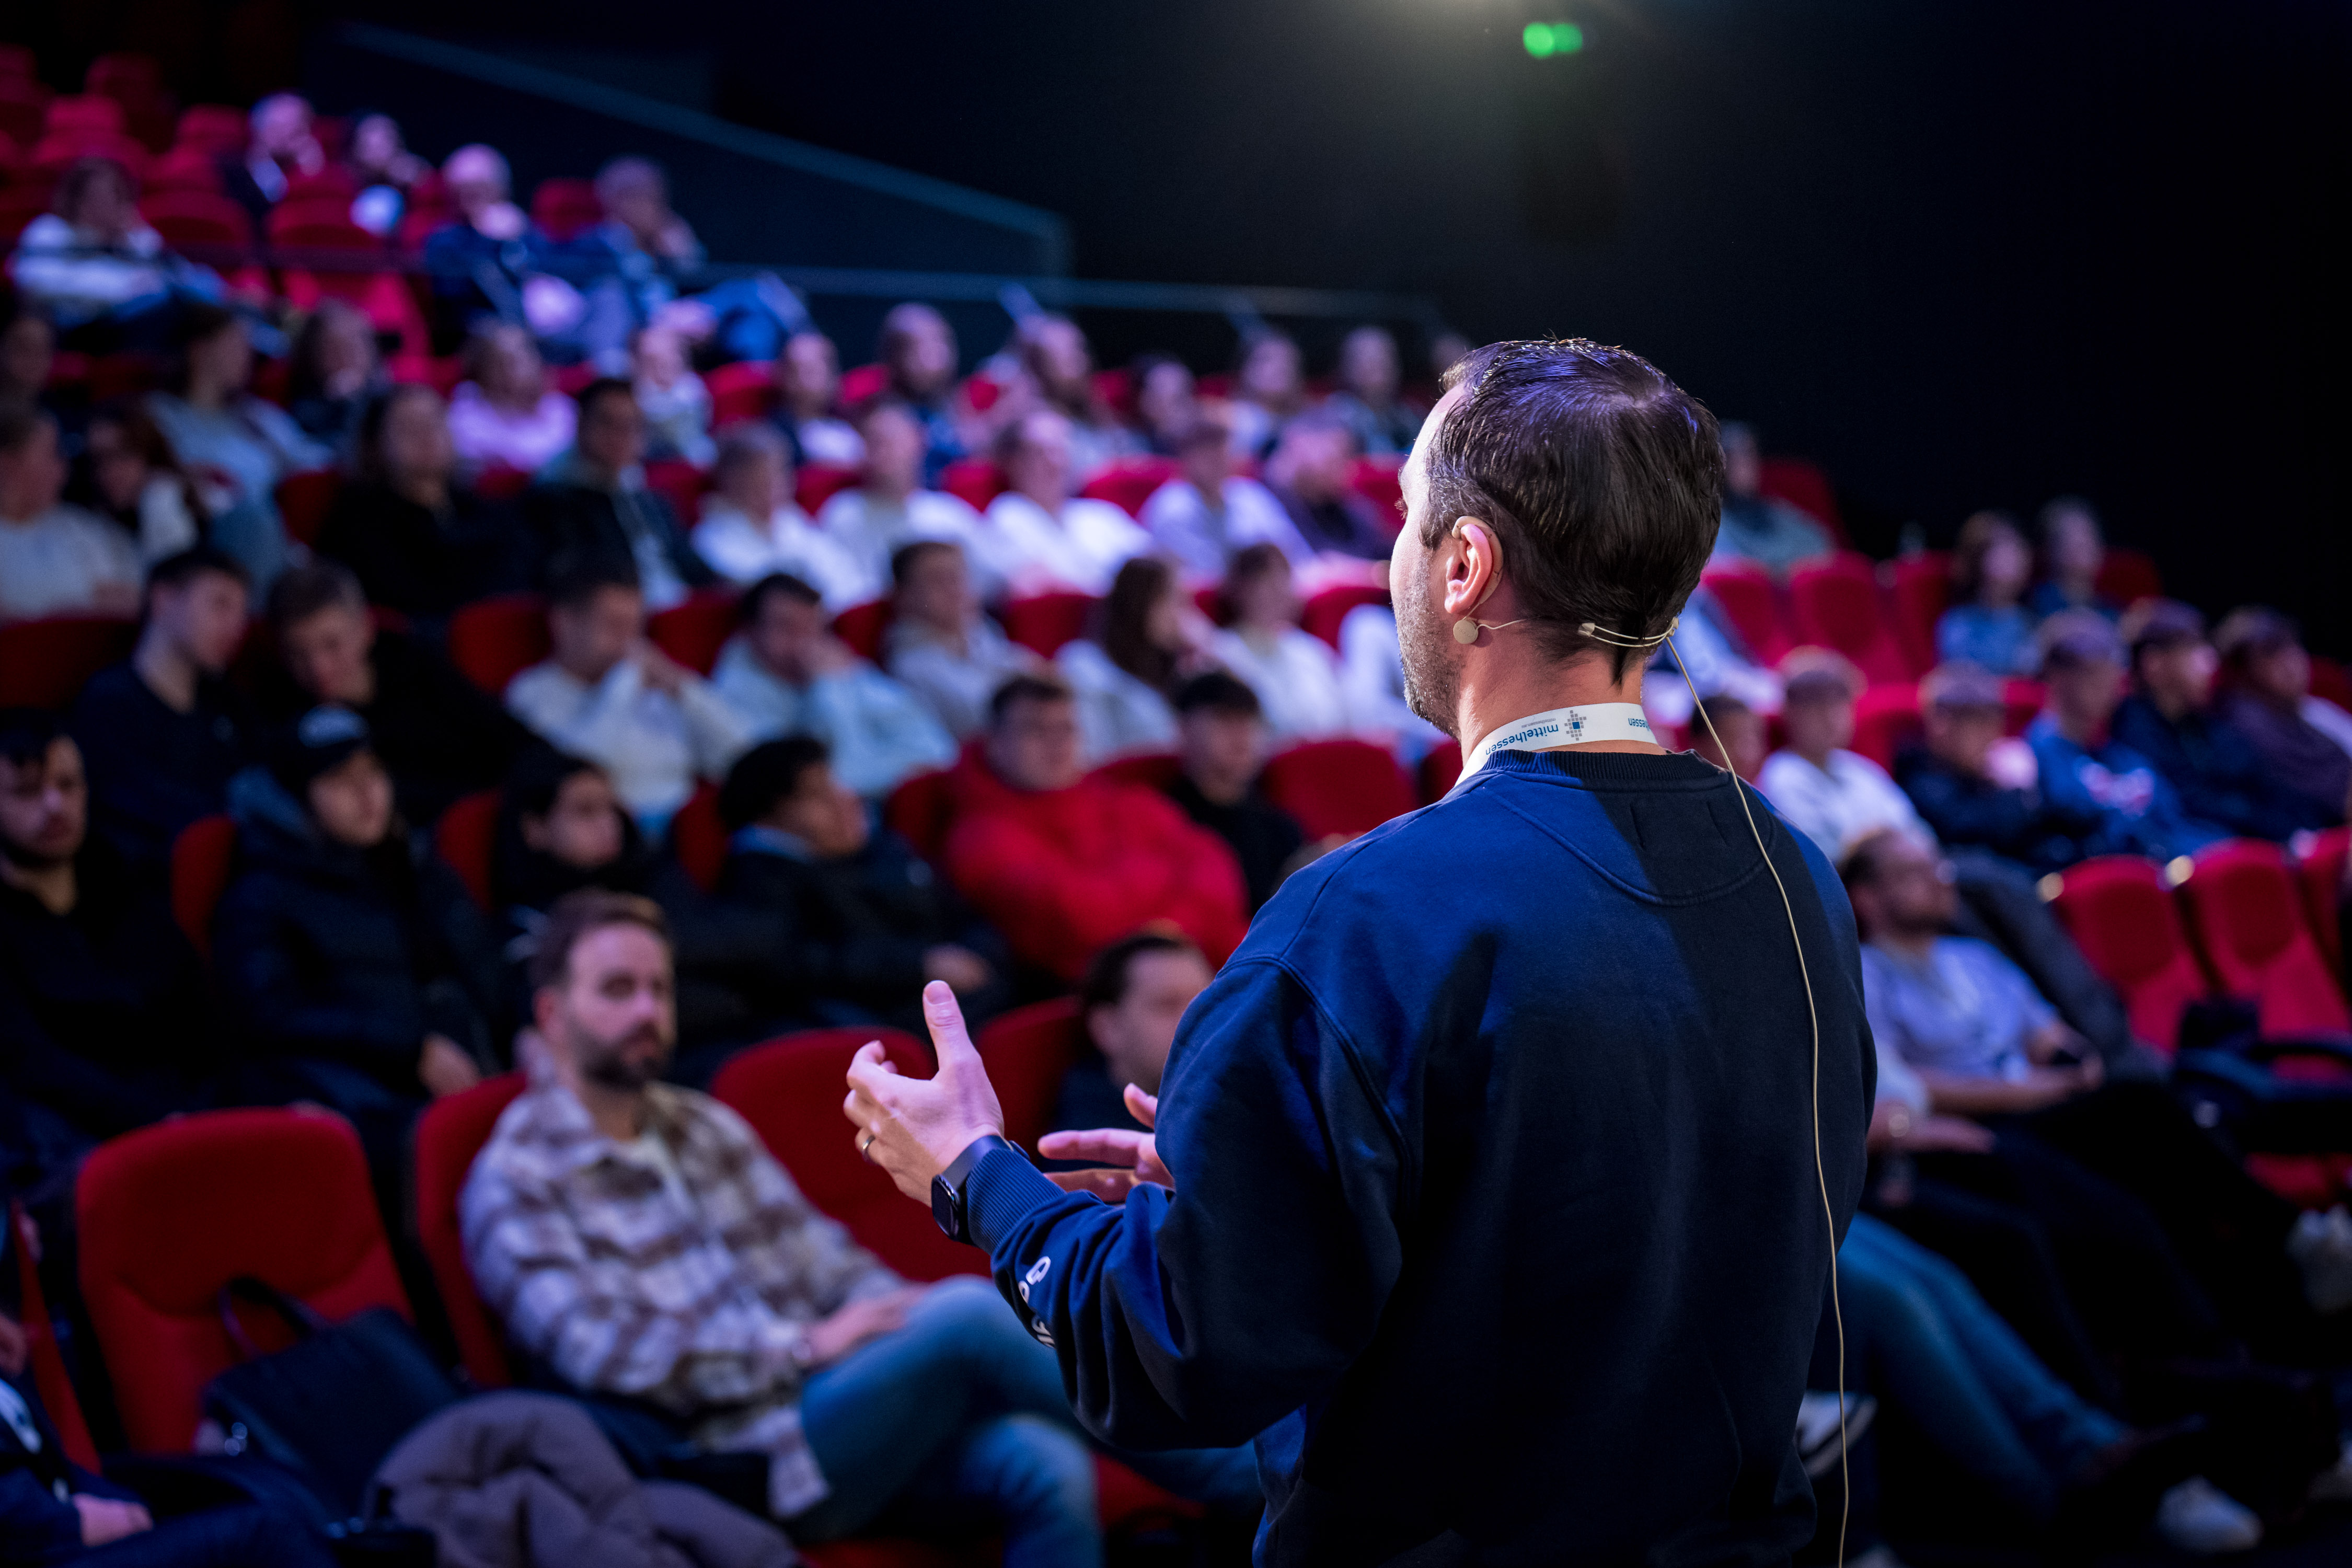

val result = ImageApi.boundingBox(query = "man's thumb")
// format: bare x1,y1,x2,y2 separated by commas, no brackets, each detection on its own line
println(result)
923,980,982,1070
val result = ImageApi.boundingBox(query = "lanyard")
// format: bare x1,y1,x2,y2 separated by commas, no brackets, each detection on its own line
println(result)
1457,702,1656,784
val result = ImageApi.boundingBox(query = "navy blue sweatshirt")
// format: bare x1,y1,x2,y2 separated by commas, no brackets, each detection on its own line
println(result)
967,748,1875,1567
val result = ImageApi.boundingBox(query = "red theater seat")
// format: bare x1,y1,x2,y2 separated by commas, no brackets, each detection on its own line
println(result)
448,592,551,695
273,468,341,547
1261,738,1416,839
2095,548,2163,605
77,1109,413,1452
434,789,502,909
529,177,603,243
1755,456,1846,547
668,784,729,894
832,598,893,661
976,998,1086,1151
169,815,236,959
1788,552,1911,684
139,189,252,249
1888,554,1951,675
283,167,358,204
2173,840,2351,1037
0,185,52,247
797,463,861,517
44,96,125,139
1300,584,1389,651
710,1030,984,1282
1001,592,1098,658
1079,457,1180,520
648,586,741,676
1347,455,1405,531
173,105,247,154
706,360,776,425
2299,827,2349,983
642,458,709,526
1697,563,1788,666
1848,684,1923,772
2043,856,2211,1053
0,614,137,709
884,768,956,862
0,82,49,152
939,459,1007,513
143,147,225,195
838,363,890,406
1419,739,1463,803
474,464,532,500
412,1073,528,1388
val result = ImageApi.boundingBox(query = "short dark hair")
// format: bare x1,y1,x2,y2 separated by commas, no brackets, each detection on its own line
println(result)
1838,826,1910,897
1225,542,1290,592
1171,670,1262,719
574,376,637,420
988,671,1074,728
353,383,441,482
1422,339,1722,678
267,558,366,633
1078,929,1202,1015
0,403,54,457
713,421,790,489
527,887,668,994
890,537,962,587
717,735,829,831
546,553,642,610
2119,598,2206,669
2213,606,2300,673
148,544,249,599
2038,609,2125,673
0,708,68,768
740,572,821,626
52,156,135,220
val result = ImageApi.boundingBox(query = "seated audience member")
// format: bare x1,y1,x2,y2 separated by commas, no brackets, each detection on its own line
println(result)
813,400,980,590
507,557,750,831
528,379,716,610
344,112,430,237
147,305,328,589
1897,663,2106,875
1756,649,1928,859
1053,930,1212,1138
317,384,531,620
213,707,501,1131
1211,544,1351,741
1711,423,1831,578
1260,413,1392,560
2026,497,2120,620
693,424,870,606
1688,691,1768,781
1166,672,1311,912
68,546,253,870
1937,512,2040,677
1843,826,2352,1329
0,1308,338,1568
1129,353,1197,456
419,144,547,350
0,407,141,622
216,92,325,227
631,322,712,466
1013,315,1139,477
881,539,1039,741
264,561,527,824
0,297,57,416
767,330,864,468
0,713,218,1178
1220,328,1306,459
944,675,1248,981
1056,556,1202,762
1139,415,1312,581
2213,607,2352,831
2026,613,2227,863
877,302,975,483
711,574,953,798
461,892,1256,1550
972,410,1152,597
716,737,1008,1033
1336,603,1448,750
70,399,205,561
8,158,190,352
448,321,577,476
2110,599,2308,841
582,156,704,335
1323,325,1424,456
284,300,385,451
491,746,782,1051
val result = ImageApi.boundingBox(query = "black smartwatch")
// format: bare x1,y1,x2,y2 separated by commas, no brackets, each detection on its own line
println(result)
932,1134,1022,1243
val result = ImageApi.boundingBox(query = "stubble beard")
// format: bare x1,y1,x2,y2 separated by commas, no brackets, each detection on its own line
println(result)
1395,555,1461,736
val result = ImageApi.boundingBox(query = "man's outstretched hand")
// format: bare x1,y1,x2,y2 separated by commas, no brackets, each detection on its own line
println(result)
1037,1084,1173,1203
844,981,1007,1203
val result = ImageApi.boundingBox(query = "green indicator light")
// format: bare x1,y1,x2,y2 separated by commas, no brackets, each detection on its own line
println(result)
1522,21,1585,59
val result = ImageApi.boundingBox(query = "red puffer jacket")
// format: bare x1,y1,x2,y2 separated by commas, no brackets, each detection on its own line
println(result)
942,751,1248,979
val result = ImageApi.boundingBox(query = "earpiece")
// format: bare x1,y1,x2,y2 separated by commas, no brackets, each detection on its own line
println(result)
1453,616,1527,644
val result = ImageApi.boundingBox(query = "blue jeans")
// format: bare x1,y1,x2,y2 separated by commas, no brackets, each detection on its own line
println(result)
1839,1215,2124,1520
791,1277,1258,1567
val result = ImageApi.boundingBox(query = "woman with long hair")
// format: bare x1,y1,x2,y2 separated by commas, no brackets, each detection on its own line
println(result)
1055,555,1212,762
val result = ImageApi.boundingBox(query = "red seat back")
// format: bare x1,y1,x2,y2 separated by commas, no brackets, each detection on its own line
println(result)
1848,684,1923,771
705,360,776,425
1299,584,1389,652
13,1201,100,1471
1888,554,1951,676
45,96,125,139
1079,458,1180,520
668,783,729,893
1789,552,1911,683
2299,826,2350,983
797,463,861,517
0,82,49,153
2173,840,2351,1036
1697,563,1788,665
1347,455,1405,532
1755,456,1845,546
283,167,357,204
266,207,379,249
0,614,137,709
2095,548,2162,605
165,820,234,969
2045,856,2211,1053
1418,739,1464,804
938,459,1007,513
143,147,225,195
411,1073,528,1389
272,468,340,547
173,104,246,154
529,177,603,243
434,789,502,909
641,458,708,526
1087,752,1180,793
139,189,251,248
1001,592,1099,659
884,769,956,862
977,998,1086,1152
473,464,532,500
447,593,551,695
78,1109,412,1452
647,587,740,677
831,598,893,662
1260,738,1416,839
710,1031,985,1282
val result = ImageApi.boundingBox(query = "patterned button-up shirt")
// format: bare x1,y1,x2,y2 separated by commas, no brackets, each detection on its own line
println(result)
460,1073,900,1515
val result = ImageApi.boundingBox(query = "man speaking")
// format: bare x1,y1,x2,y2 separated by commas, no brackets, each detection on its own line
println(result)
848,339,1874,1565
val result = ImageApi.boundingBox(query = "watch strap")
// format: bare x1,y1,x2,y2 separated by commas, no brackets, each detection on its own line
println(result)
943,1134,1020,1201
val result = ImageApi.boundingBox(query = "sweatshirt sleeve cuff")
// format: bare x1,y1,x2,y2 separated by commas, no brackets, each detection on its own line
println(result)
965,1144,1067,1255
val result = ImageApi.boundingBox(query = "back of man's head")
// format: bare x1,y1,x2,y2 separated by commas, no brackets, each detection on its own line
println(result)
1423,339,1721,679
1080,929,1203,1016
547,554,643,615
717,735,829,833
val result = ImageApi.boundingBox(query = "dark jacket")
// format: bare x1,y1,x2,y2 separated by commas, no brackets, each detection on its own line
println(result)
0,835,217,1145
0,1370,142,1566
2110,693,2304,842
1164,775,1306,912
522,481,714,595
716,827,1009,1034
212,770,503,1094
258,632,530,827
967,749,1874,1566
316,480,531,621
1265,482,1393,560
1893,743,2108,875
2219,692,2351,832
69,663,255,874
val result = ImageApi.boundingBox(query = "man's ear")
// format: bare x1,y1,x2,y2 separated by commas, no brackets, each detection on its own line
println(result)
1444,518,1505,619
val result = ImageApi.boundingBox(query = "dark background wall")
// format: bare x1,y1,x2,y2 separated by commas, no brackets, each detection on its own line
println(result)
13,0,2347,650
